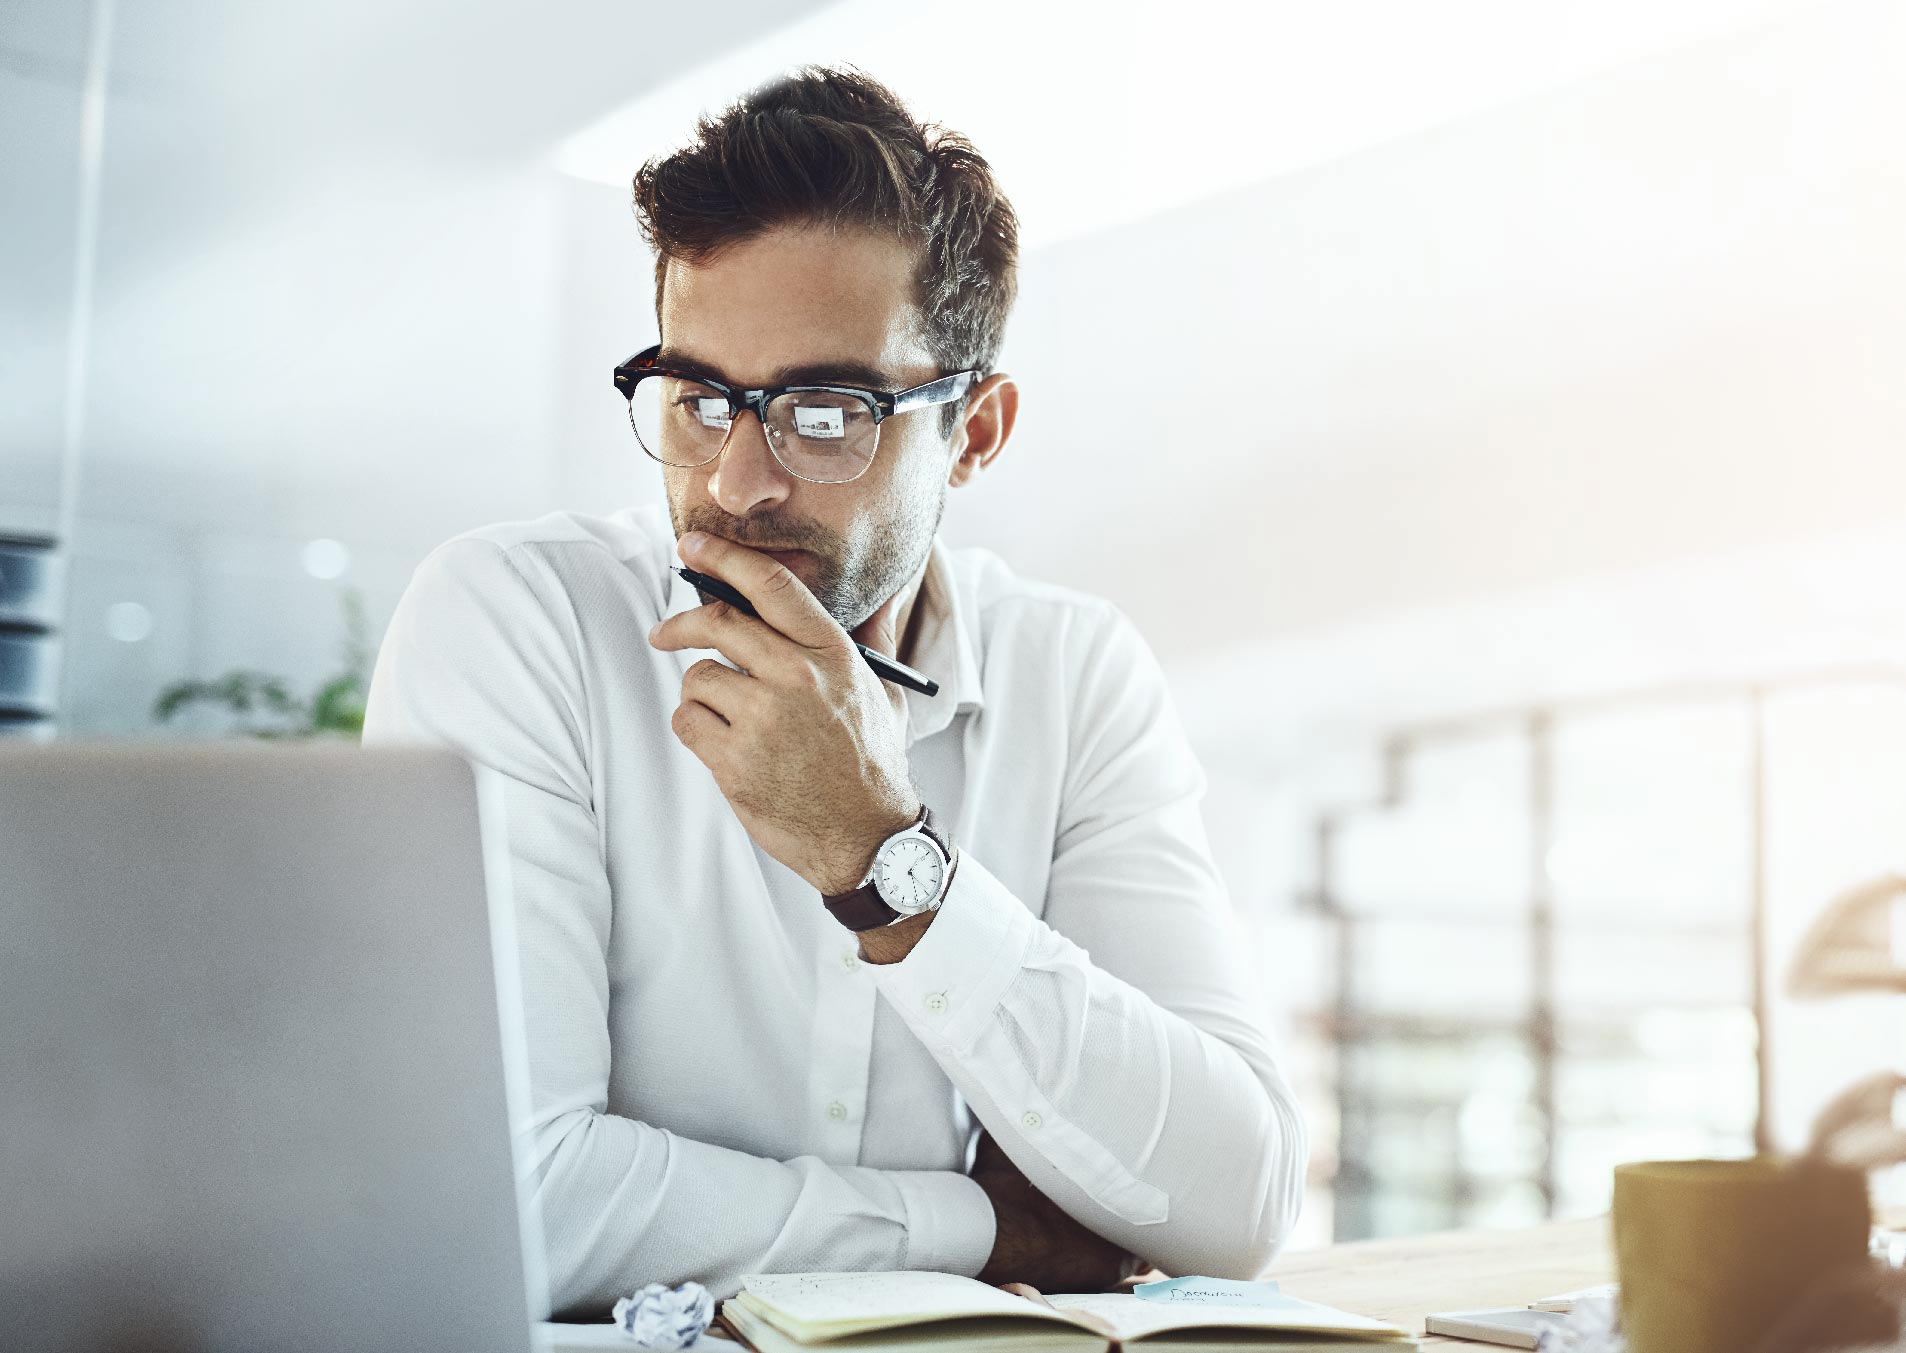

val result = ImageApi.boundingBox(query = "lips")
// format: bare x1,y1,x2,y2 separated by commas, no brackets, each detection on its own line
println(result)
696,535,811,564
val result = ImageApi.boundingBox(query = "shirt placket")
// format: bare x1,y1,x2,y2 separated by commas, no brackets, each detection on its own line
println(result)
806,924,878,1164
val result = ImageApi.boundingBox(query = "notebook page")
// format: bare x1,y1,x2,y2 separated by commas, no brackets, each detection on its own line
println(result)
1045,1291,1410,1341
725,1303,1109,1353
739,1272,1093,1340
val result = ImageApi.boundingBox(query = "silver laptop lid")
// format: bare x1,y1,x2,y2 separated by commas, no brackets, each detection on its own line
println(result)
0,742,542,1353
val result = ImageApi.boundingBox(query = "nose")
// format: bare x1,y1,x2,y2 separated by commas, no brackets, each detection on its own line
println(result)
705,408,793,517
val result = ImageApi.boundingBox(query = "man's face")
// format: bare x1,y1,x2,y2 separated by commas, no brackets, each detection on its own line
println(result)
657,224,959,632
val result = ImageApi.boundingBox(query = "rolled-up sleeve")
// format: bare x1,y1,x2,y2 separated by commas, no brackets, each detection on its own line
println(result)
866,602,1307,1280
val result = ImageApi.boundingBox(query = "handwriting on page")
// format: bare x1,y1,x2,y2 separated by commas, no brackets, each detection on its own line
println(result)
1131,1275,1285,1306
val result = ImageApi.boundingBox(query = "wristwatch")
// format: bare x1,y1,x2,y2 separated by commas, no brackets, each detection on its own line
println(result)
821,804,957,931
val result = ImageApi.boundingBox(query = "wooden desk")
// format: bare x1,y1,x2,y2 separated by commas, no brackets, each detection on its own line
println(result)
1263,1215,1611,1345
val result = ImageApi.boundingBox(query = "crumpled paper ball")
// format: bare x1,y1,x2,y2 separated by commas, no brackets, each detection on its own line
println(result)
610,1279,715,1349
1536,1294,1626,1353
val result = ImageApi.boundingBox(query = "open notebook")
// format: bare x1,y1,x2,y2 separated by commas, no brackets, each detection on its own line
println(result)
719,1271,1416,1353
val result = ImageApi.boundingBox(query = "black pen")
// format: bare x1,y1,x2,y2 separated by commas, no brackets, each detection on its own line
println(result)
674,565,940,698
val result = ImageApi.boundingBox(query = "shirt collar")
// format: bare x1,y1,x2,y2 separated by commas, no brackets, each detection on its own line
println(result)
660,529,984,747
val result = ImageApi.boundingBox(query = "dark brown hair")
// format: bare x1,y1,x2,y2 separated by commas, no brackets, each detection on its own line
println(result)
630,64,1018,438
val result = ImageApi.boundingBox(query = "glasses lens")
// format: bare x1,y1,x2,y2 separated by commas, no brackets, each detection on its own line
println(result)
765,390,878,483
630,373,731,466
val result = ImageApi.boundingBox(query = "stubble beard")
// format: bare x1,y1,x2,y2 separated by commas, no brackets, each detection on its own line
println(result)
668,485,946,633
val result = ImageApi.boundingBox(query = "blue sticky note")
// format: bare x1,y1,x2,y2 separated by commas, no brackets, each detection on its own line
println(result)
1132,1276,1286,1306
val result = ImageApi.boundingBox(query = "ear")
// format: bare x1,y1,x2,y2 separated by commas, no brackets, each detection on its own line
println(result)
947,372,1018,488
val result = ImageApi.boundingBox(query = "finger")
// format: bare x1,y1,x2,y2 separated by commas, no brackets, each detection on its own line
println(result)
681,657,757,723
998,1283,1053,1307
670,698,729,757
971,1128,1012,1175
677,532,841,651
649,599,791,676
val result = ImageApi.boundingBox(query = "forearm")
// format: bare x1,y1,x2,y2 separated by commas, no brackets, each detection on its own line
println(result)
528,1106,995,1316
856,908,936,964
864,849,1307,1280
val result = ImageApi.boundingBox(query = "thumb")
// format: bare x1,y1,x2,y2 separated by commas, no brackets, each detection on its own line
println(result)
850,589,905,659
849,590,910,728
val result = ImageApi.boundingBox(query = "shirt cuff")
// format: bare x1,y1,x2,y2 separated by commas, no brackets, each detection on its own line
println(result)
866,850,1037,1057
891,1168,997,1277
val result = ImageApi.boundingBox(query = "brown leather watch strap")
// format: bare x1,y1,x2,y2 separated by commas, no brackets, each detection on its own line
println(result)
822,805,952,932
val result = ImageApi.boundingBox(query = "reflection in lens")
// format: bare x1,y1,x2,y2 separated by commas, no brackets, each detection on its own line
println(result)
629,375,731,465
767,391,876,483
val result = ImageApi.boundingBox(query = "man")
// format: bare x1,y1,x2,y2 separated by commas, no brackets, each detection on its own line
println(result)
363,65,1305,1319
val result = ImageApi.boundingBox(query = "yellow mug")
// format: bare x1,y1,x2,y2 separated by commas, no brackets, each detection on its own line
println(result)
1612,1157,1871,1353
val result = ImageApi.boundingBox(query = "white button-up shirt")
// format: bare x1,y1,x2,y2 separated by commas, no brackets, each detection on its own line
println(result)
362,503,1305,1316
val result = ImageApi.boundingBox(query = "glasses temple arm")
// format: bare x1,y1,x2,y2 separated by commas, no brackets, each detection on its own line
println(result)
891,370,977,415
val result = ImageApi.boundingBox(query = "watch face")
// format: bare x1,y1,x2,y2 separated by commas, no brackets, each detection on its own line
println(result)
875,834,945,912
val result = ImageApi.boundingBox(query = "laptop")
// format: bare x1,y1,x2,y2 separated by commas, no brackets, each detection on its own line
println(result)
0,741,546,1353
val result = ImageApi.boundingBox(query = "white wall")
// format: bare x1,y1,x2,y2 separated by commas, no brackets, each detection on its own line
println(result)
957,0,1906,662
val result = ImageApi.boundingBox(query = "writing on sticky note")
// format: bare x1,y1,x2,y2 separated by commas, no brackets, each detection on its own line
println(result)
1132,1276,1285,1306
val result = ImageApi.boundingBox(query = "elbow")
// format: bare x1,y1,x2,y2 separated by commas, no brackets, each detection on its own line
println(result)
1152,1077,1310,1281
1226,1079,1309,1279
521,1108,621,1318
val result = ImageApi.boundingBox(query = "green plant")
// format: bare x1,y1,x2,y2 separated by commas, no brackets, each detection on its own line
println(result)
153,587,371,739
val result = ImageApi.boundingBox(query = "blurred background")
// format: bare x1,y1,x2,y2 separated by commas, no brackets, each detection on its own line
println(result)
6,0,1904,1251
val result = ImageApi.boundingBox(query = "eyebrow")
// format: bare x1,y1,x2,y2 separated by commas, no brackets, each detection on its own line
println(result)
656,348,900,391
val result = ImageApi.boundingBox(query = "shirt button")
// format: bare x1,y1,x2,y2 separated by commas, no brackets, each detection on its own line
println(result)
923,992,948,1014
826,1101,847,1121
1021,1111,1043,1130
840,950,860,970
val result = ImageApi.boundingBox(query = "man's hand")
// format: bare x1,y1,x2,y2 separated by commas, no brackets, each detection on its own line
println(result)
647,531,919,895
969,1129,1149,1293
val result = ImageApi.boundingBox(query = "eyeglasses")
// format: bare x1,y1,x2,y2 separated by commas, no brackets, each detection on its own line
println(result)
612,344,980,485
